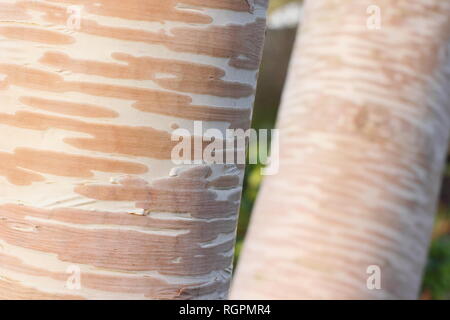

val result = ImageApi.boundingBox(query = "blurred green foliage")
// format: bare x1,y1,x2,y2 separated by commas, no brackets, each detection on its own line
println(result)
269,0,299,11
422,235,450,299
422,197,450,299
235,0,450,300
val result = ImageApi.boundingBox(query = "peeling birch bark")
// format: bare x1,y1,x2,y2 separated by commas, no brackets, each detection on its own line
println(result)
231,0,450,299
0,0,268,299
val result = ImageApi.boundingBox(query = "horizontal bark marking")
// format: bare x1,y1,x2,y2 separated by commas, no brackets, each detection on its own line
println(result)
40,51,254,98
0,252,227,299
75,172,241,219
19,1,266,70
0,206,234,275
0,148,148,185
1,113,232,163
44,0,213,24
0,63,250,127
135,192,239,218
151,177,209,190
207,175,241,189
180,0,268,12
0,151,144,186
0,3,31,20
175,165,212,179
133,102,252,129
0,111,176,159
0,63,193,108
37,0,268,22
20,96,119,119
167,18,267,70
0,109,239,161
0,26,74,45
0,152,44,186
0,204,236,241
0,277,84,300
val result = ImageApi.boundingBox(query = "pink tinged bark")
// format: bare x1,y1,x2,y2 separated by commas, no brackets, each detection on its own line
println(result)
0,0,268,299
231,0,450,299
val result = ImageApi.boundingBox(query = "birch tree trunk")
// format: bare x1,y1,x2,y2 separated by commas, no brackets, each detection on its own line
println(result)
0,0,267,299
232,0,450,299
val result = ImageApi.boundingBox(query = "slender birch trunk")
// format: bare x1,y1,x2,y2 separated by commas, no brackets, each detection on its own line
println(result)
232,0,450,299
0,0,267,299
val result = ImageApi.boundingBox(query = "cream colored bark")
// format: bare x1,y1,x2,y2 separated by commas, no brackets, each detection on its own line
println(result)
0,0,267,299
232,0,450,299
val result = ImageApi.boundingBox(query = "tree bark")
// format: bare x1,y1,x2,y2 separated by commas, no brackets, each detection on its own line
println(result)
232,0,450,299
0,0,267,299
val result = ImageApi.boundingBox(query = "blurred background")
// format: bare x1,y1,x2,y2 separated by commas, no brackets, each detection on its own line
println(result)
235,0,450,300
